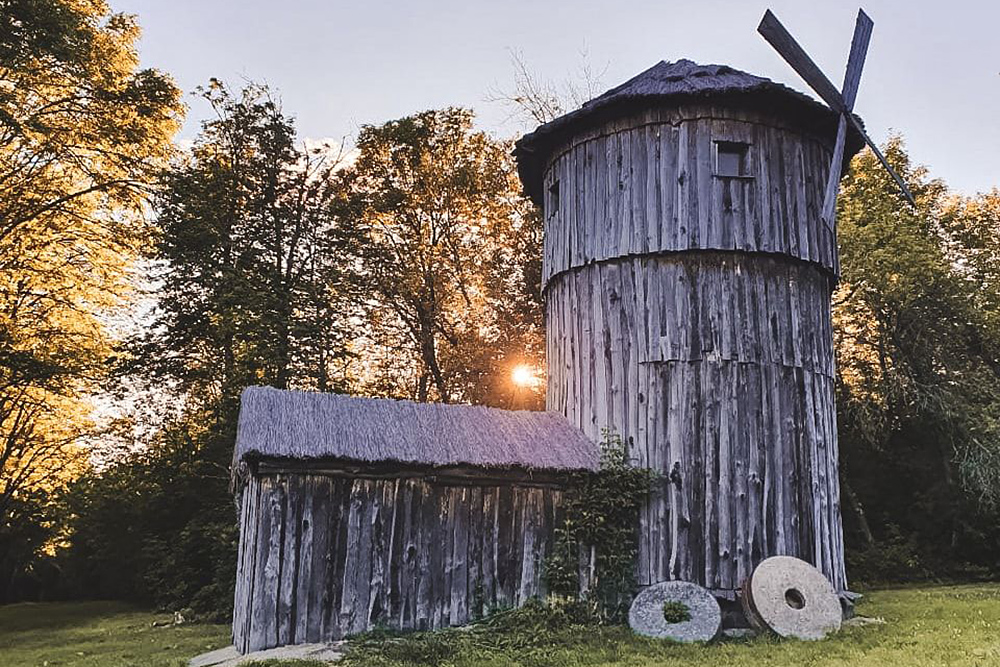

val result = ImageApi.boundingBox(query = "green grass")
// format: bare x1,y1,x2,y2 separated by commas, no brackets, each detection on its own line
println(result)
2,585,1000,667
0,601,229,667
340,585,1000,667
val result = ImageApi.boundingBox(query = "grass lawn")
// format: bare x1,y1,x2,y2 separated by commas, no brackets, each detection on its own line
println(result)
2,585,1000,666
0,601,230,667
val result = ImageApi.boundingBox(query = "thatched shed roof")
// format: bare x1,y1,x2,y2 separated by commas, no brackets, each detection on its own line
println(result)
234,386,599,473
515,59,865,204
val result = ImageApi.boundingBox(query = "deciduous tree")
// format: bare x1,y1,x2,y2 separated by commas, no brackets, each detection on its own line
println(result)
835,138,1000,578
339,108,543,405
0,0,181,599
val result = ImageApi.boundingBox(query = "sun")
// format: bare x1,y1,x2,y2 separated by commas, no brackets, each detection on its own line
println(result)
511,364,539,388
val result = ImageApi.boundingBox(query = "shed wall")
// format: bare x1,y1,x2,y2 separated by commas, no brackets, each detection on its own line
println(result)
233,472,562,653
543,107,847,594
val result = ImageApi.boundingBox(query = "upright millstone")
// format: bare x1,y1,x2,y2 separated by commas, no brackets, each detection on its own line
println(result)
515,59,866,597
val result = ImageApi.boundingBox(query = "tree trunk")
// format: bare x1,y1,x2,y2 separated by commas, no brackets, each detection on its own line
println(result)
417,310,448,402
842,481,874,547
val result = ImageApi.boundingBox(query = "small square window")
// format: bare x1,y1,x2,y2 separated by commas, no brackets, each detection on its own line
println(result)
548,180,560,218
715,141,751,177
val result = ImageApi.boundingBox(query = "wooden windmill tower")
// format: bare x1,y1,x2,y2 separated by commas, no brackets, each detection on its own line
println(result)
515,7,903,598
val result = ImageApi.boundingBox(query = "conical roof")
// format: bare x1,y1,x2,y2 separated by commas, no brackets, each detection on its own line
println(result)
515,59,863,204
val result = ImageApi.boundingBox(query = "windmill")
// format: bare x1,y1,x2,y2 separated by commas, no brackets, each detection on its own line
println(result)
758,8,915,229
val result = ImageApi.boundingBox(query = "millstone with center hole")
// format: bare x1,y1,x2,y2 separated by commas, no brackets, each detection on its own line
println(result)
742,556,842,640
628,581,721,642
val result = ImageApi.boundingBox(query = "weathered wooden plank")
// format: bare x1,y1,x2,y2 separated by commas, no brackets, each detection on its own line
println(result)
303,477,328,642
450,486,469,626
495,485,513,607
432,485,450,628
291,477,313,642
368,479,396,626
480,487,498,610
277,475,300,646
415,481,433,630
247,476,281,652
518,488,538,604
338,481,363,635
467,486,484,620
235,475,262,652
509,487,525,604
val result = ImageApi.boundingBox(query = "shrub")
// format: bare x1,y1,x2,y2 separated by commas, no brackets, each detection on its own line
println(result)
544,429,656,622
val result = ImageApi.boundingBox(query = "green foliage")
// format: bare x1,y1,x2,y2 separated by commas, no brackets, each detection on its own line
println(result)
344,598,597,666
662,600,691,624
835,137,1000,582
60,412,237,620
845,524,931,585
0,0,181,603
142,79,360,397
544,429,656,622
337,107,543,406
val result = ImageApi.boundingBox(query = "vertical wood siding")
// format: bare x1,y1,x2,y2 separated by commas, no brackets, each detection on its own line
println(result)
543,107,847,595
541,105,837,290
233,474,562,653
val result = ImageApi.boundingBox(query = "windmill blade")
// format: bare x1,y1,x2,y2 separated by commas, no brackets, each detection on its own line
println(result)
758,10,845,112
845,113,917,206
822,9,874,227
759,8,915,208
842,9,873,110
821,114,848,227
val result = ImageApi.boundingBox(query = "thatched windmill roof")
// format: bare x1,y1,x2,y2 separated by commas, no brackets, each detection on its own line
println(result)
234,386,599,473
515,58,865,204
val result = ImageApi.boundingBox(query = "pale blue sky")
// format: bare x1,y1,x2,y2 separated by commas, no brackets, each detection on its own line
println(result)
116,0,998,194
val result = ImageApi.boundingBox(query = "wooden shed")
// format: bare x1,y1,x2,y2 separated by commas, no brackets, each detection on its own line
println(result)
230,386,598,653
514,59,863,598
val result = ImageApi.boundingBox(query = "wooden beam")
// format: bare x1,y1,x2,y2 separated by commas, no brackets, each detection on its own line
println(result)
821,114,848,229
761,8,914,210
841,9,873,110
757,10,845,112
845,113,917,206
822,9,873,228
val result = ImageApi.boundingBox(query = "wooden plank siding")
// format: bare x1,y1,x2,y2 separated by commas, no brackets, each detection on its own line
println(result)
543,107,847,597
541,105,836,289
233,474,563,653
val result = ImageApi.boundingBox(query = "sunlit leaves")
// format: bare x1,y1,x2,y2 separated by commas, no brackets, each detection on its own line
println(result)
0,0,181,540
340,108,543,406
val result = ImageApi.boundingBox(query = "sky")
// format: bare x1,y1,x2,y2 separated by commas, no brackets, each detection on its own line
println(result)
115,0,999,195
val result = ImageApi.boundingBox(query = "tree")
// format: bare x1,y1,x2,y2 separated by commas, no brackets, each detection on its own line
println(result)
144,80,358,410
77,81,361,615
834,137,1000,579
339,108,543,405
0,0,181,600
486,49,607,128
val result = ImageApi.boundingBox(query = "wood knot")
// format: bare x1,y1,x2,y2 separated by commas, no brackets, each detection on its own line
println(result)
669,462,683,488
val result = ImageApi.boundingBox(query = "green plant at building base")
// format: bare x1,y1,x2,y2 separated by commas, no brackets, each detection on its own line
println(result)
544,429,657,623
662,600,691,624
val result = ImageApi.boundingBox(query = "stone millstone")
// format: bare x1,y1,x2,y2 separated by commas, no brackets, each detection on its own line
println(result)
742,556,842,640
628,581,722,643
